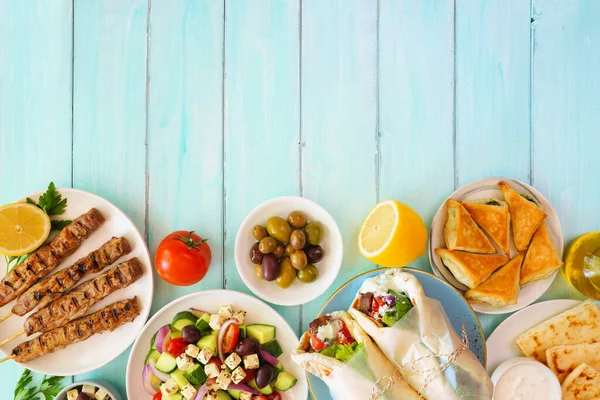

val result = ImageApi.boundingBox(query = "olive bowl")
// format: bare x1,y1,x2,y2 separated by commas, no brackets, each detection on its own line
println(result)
235,196,343,306
56,380,122,400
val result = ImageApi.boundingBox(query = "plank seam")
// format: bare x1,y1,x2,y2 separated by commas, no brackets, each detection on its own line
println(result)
144,0,152,243
298,0,304,334
71,0,75,189
375,0,380,204
529,0,534,186
453,0,458,190
222,0,227,290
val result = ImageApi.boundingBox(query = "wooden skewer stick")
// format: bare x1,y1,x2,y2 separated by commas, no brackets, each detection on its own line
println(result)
0,312,13,324
0,354,15,365
0,331,24,347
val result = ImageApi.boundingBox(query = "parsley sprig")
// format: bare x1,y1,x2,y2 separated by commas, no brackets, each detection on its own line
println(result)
14,369,64,400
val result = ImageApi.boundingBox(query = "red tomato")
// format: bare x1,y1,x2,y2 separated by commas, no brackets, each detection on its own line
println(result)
155,231,212,286
371,297,385,315
222,324,240,353
152,393,162,400
166,338,187,356
252,396,268,400
267,391,282,400
310,335,325,351
242,368,256,383
338,323,355,345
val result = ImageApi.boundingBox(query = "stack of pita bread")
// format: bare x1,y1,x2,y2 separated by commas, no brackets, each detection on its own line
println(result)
435,180,563,308
516,300,600,399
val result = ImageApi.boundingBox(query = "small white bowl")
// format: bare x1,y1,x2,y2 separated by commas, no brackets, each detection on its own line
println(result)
56,380,122,400
235,196,343,306
491,358,561,400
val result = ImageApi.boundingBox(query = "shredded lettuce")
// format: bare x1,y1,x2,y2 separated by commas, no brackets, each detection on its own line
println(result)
320,342,363,362
382,289,413,327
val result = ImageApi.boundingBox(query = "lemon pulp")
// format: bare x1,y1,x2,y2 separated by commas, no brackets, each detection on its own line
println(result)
0,203,51,256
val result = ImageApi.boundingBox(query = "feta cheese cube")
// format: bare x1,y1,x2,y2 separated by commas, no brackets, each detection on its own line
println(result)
95,388,109,400
81,385,96,396
217,370,232,390
205,362,221,378
209,314,225,330
218,304,234,319
225,352,241,370
243,354,260,370
67,389,79,400
185,344,200,359
181,383,197,399
161,379,179,397
240,392,253,400
232,310,246,324
231,366,247,384
197,347,213,364
176,353,195,371
206,391,219,400
206,378,220,391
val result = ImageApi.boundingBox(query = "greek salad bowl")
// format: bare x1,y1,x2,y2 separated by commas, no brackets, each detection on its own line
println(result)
56,380,122,400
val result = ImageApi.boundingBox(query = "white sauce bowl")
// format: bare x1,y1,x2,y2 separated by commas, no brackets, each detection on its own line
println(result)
491,358,561,400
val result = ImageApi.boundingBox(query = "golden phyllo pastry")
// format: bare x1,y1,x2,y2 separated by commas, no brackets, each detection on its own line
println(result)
497,181,547,252
464,252,523,307
444,199,495,254
435,248,509,288
520,223,562,285
460,199,511,255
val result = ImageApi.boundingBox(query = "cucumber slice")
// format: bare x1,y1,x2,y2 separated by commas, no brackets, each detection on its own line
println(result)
150,330,159,350
273,371,297,391
172,311,198,331
170,369,189,389
272,363,283,380
238,324,247,339
248,379,273,395
144,349,161,365
195,313,211,331
183,363,208,385
227,389,242,399
196,331,218,353
165,393,183,400
216,390,233,400
246,324,276,345
155,352,177,373
261,340,283,358
170,330,182,339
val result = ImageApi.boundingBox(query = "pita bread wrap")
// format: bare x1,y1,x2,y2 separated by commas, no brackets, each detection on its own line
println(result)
291,310,419,400
348,269,493,400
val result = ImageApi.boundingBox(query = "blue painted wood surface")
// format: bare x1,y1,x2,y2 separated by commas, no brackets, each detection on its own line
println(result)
1,0,600,398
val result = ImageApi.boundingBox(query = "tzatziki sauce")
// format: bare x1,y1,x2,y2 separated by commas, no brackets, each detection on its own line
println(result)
493,362,561,400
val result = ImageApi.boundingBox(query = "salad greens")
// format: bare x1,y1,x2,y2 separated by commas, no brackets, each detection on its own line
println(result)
320,342,363,362
13,369,64,400
382,289,413,327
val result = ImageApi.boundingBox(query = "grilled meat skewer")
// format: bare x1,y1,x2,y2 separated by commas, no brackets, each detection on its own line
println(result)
11,297,140,363
13,237,131,316
0,208,105,307
24,258,143,336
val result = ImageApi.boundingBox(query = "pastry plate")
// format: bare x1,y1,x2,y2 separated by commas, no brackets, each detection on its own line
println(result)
486,299,599,375
0,188,153,375
429,177,564,314
307,267,486,400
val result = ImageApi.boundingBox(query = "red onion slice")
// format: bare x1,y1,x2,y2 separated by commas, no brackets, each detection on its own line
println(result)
193,383,208,400
189,308,208,318
227,383,259,395
142,364,159,395
155,325,171,354
148,358,171,382
217,318,239,362
258,348,280,367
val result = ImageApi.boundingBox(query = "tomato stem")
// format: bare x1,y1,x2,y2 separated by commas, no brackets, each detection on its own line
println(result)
177,231,208,249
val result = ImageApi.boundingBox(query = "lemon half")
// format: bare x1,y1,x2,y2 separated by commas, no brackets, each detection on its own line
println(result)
0,202,51,256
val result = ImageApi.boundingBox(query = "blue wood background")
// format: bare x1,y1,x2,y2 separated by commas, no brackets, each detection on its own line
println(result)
1,0,599,398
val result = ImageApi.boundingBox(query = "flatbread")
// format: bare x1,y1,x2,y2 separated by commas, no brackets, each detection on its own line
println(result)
460,199,511,255
444,199,496,254
464,253,523,307
562,363,600,400
435,248,509,288
520,222,563,285
547,343,600,383
516,300,600,363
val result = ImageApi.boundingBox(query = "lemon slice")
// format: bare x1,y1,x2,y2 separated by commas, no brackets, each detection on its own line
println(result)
358,200,427,267
0,202,51,256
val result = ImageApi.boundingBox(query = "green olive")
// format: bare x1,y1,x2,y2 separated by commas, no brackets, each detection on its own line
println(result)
297,264,319,283
284,243,295,257
255,264,264,280
266,216,292,243
305,221,324,245
288,211,308,229
259,237,277,254
272,244,285,259
290,230,307,250
290,251,308,270
275,258,296,289
252,225,268,241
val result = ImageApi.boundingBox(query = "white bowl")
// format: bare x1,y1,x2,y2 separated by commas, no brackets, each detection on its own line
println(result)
235,196,343,306
491,358,561,400
56,380,122,400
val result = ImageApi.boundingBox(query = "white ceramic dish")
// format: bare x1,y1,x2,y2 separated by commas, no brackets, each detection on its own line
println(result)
126,289,308,400
235,196,343,306
0,188,153,375
491,358,561,400
486,299,586,375
429,177,564,314
57,380,122,400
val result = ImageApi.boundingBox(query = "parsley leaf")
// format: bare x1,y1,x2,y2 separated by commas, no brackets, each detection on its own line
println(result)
36,182,68,216
50,220,72,231
5,254,30,275
13,369,64,400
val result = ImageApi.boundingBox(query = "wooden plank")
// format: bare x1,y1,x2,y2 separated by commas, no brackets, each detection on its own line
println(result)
301,0,378,326
455,0,531,186
0,0,73,393
455,0,531,335
224,0,301,332
147,0,225,313
72,0,148,391
532,0,600,302
378,0,455,272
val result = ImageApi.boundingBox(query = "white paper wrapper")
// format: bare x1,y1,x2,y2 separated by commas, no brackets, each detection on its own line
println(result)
349,270,493,400
292,310,420,400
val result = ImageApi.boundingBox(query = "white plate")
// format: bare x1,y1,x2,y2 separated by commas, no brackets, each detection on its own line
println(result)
0,188,153,375
485,299,587,375
126,289,308,399
429,177,564,314
235,196,343,306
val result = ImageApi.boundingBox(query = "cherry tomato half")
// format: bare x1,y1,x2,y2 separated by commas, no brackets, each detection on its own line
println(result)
242,368,256,383
166,338,187,357
310,335,325,351
153,393,163,400
252,396,268,400
222,323,240,353
268,391,282,400
338,323,355,345
155,231,212,286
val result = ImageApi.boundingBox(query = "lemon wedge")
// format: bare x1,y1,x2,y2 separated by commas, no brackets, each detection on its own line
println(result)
358,200,427,267
0,202,51,256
